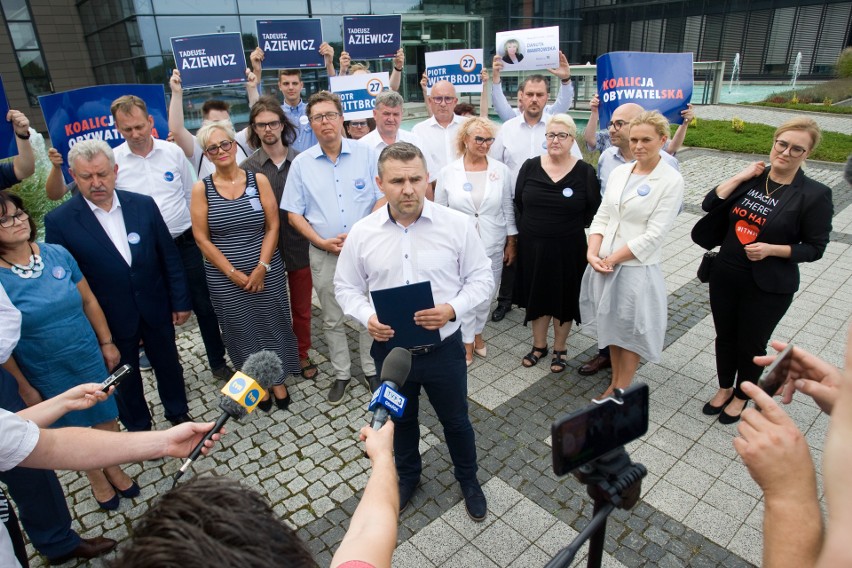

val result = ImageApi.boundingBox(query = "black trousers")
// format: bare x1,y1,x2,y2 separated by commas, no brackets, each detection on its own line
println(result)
709,261,793,399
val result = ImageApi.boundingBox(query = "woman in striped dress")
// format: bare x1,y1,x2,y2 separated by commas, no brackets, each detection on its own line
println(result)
190,120,300,411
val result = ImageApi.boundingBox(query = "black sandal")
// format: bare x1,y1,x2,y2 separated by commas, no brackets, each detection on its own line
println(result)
550,350,567,373
522,345,548,368
300,359,319,380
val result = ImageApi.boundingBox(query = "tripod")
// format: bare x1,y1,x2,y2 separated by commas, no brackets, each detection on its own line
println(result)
544,447,646,568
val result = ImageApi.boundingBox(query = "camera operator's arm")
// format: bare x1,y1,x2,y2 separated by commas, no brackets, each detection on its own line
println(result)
755,340,843,415
17,383,110,427
816,350,852,567
734,382,823,568
330,421,398,568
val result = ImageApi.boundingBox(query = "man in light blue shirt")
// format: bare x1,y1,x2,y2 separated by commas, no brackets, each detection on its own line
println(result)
281,91,385,405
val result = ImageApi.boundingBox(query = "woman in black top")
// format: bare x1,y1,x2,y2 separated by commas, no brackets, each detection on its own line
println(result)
692,118,833,424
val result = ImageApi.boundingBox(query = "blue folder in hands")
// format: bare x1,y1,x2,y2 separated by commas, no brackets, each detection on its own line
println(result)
370,281,442,349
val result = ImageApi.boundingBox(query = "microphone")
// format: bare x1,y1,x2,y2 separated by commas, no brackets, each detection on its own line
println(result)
172,351,282,486
368,347,412,430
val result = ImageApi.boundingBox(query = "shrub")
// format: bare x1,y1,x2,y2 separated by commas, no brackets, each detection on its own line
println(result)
768,95,786,103
790,94,799,104
3,132,66,237
731,117,745,133
838,47,852,78
824,97,833,106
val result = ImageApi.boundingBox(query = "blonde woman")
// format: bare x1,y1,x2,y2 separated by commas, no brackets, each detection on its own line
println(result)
580,111,684,399
435,117,515,365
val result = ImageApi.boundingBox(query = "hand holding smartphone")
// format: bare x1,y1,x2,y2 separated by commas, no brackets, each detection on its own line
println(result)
757,344,794,396
101,364,133,392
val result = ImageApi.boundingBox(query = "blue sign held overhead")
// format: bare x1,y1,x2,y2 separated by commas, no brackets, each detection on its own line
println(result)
0,76,17,161
256,19,324,69
343,15,401,60
39,84,169,183
171,32,247,89
596,52,693,128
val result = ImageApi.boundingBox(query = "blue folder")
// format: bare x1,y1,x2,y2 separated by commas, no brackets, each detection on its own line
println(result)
370,281,442,349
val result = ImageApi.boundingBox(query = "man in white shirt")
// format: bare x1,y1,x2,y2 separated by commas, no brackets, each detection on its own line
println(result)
111,95,230,380
411,80,467,175
334,142,493,522
489,51,573,121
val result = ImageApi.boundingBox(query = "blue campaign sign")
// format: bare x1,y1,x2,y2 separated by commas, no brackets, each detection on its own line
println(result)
0,76,16,160
596,52,693,127
171,32,247,89
38,84,169,183
343,15,401,60
256,19,324,69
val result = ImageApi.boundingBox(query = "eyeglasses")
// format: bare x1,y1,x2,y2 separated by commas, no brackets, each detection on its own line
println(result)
0,210,29,229
607,120,627,131
473,136,496,145
430,96,456,105
349,121,369,128
309,112,341,123
545,132,572,141
773,139,807,158
204,140,235,155
253,120,282,131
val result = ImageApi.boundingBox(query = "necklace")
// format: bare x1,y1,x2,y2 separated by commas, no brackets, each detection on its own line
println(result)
0,243,44,279
765,175,788,197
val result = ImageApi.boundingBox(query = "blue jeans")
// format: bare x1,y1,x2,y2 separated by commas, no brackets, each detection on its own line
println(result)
372,331,479,489
0,367,81,559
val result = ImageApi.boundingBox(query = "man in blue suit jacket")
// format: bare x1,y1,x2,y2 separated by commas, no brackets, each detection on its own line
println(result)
44,140,192,431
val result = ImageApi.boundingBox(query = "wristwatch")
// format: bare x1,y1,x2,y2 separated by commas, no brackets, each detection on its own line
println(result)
258,260,271,272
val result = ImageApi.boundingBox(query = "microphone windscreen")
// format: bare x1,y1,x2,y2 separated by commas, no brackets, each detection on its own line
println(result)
219,396,248,419
381,347,412,388
241,351,282,390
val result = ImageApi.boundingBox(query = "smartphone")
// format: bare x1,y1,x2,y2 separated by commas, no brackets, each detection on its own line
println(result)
757,343,794,396
101,364,133,392
551,383,649,476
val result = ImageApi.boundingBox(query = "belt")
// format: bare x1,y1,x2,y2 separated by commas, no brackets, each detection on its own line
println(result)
405,330,459,356
173,227,194,245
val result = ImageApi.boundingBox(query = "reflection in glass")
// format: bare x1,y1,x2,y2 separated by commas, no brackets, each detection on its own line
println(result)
0,0,28,20
236,0,307,12
151,0,236,14
8,22,38,50
154,16,242,51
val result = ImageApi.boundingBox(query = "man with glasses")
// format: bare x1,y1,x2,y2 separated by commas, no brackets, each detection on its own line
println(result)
488,75,583,322
0,110,34,190
110,95,230,385
241,97,317,382
411,80,467,175
576,102,682,377
281,91,384,404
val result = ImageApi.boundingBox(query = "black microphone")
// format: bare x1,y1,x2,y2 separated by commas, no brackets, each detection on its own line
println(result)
369,347,412,430
172,351,282,486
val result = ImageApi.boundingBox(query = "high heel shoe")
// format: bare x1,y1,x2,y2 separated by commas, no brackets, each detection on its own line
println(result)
93,489,120,511
474,345,487,358
702,393,734,416
275,391,292,411
109,479,140,499
257,396,272,412
719,398,748,425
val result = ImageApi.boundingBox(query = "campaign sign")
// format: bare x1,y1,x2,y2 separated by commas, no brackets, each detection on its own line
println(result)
256,19,324,69
38,84,168,183
343,15,401,60
494,26,559,72
596,52,693,127
424,49,483,94
328,72,390,120
170,32,246,89
0,76,16,160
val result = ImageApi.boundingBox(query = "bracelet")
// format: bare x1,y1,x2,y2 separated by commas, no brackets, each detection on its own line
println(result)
258,260,271,271
99,337,114,346
394,66,403,72
15,131,30,140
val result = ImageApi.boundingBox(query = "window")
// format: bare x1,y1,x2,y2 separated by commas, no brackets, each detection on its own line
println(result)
0,0,52,105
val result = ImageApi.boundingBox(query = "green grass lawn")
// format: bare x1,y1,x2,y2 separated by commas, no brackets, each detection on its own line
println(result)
746,77,852,114
677,120,852,163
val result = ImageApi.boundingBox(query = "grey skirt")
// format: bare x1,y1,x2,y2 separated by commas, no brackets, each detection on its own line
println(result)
578,264,668,362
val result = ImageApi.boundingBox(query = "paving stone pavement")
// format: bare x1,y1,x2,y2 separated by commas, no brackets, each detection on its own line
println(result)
694,104,852,135
19,148,852,567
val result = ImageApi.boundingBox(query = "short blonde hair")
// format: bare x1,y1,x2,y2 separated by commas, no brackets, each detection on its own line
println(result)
196,120,236,151
455,117,497,156
546,114,577,139
629,110,669,139
774,117,821,151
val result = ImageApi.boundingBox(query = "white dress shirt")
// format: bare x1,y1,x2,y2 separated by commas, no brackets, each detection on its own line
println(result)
84,192,132,266
114,138,195,237
411,114,467,175
0,283,21,364
490,80,574,122
334,200,493,341
358,128,438,182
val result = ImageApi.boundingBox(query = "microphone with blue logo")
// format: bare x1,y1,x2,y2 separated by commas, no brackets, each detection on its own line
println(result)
172,350,281,486
369,347,412,430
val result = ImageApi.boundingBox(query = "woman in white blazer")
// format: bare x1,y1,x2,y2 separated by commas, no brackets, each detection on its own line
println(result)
435,117,517,365
579,111,684,400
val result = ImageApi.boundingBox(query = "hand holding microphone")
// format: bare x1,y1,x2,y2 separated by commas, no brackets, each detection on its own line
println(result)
172,351,282,486
369,347,412,430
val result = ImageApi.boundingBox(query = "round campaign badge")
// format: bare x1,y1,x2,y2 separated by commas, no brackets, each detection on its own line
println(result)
299,115,309,126
354,178,366,190
228,377,246,394
562,187,574,198
542,141,548,149
163,171,174,182
246,186,258,197
127,232,141,245
52,266,66,279
637,184,651,196
463,182,473,192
